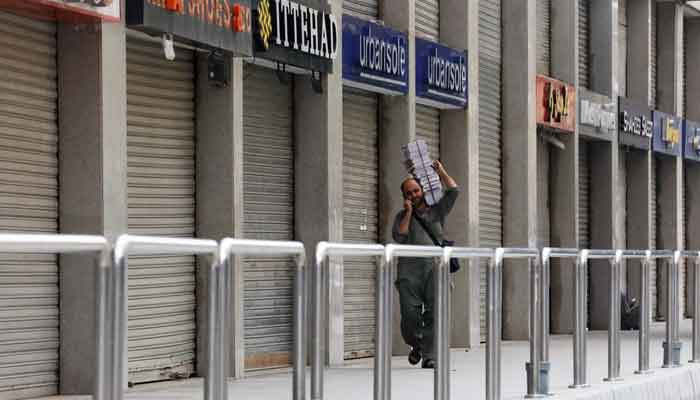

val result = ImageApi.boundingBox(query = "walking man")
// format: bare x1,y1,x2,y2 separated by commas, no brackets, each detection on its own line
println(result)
392,160,458,368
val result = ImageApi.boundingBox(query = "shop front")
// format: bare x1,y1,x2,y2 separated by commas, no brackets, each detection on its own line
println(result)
242,0,337,371
336,14,407,361
0,1,118,397
125,0,252,383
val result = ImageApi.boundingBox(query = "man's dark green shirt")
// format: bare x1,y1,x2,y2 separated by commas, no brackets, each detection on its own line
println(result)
391,187,459,280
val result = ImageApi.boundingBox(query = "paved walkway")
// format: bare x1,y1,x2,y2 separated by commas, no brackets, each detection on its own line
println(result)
38,320,700,400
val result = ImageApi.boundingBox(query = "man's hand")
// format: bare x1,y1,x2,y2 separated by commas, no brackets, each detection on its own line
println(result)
404,199,413,214
398,199,413,235
432,160,457,189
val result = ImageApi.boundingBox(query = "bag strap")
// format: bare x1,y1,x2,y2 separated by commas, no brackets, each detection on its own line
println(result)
412,213,441,247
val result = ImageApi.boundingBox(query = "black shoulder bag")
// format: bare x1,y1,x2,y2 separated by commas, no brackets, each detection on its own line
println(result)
412,214,461,273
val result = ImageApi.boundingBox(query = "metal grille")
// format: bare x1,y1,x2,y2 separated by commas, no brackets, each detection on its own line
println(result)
579,143,590,249
537,0,550,76
126,36,197,383
342,88,378,359
416,0,440,41
478,0,502,343
242,64,295,370
651,3,657,109
578,0,589,89
416,105,440,159
343,0,378,19
651,157,658,318
0,11,59,399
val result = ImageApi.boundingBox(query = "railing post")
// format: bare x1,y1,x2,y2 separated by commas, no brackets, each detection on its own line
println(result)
526,256,541,398
635,253,652,374
435,249,451,400
374,254,386,400
486,250,502,400
604,252,622,382
692,255,700,363
663,252,683,368
570,251,589,388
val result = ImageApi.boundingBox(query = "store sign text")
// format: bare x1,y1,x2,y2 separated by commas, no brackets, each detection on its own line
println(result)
581,99,615,132
536,75,576,132
342,15,408,94
621,110,653,138
416,38,468,109
684,120,700,162
651,110,681,156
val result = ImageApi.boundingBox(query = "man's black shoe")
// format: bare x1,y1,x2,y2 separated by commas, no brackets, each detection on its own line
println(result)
421,359,435,369
408,347,422,365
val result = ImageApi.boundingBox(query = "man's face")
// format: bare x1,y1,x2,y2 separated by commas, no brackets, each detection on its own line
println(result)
403,179,424,207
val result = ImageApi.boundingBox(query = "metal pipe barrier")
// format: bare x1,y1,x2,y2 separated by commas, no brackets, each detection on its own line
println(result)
380,244,448,400
666,251,696,367
0,234,111,399
487,248,540,400
312,242,385,400
687,251,700,364
218,239,306,400
112,235,219,400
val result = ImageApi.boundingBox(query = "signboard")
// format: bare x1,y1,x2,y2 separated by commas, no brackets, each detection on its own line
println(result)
684,120,700,162
126,0,253,56
652,110,682,157
415,38,468,109
342,14,408,95
578,89,616,141
252,0,338,73
3,0,120,21
618,97,652,150
536,75,576,132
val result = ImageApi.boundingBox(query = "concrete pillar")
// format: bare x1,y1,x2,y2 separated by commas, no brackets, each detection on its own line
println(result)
439,0,480,348
57,21,128,393
684,18,700,317
295,0,344,364
379,0,417,356
620,0,653,327
502,0,538,340
195,55,244,377
587,0,622,330
548,0,578,334
655,2,684,321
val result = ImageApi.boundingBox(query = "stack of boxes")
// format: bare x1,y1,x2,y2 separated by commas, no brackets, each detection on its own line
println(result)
401,140,443,206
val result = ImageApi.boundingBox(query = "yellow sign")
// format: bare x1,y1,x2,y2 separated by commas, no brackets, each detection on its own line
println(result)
663,118,680,145
258,0,273,50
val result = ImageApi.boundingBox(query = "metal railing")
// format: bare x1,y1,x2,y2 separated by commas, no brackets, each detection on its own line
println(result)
312,242,386,400
111,235,219,400
218,238,307,400
0,234,111,399
487,248,540,400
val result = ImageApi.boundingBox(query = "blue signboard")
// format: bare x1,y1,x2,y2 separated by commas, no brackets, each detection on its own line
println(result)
652,110,682,157
684,120,700,162
415,38,468,109
342,15,408,95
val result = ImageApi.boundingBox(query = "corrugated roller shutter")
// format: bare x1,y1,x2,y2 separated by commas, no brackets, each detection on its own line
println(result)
537,0,550,76
578,0,589,89
126,36,197,383
652,157,658,318
342,88,378,359
343,0,378,19
478,0,502,343
651,3,657,109
579,143,590,249
619,0,627,97
537,140,550,248
243,64,295,370
0,11,59,399
416,0,440,41
416,105,440,159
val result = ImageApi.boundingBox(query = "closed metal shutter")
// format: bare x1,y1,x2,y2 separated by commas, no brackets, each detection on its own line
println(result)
578,0,589,89
126,36,197,383
579,143,590,249
0,11,59,399
651,3,656,109
652,157,658,318
537,0,550,76
619,0,627,97
342,88,378,359
343,0,378,19
242,64,295,370
416,105,440,159
478,0,502,343
416,0,440,41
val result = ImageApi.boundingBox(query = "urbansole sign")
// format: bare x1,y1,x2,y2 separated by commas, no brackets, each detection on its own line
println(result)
415,38,468,109
342,14,408,95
